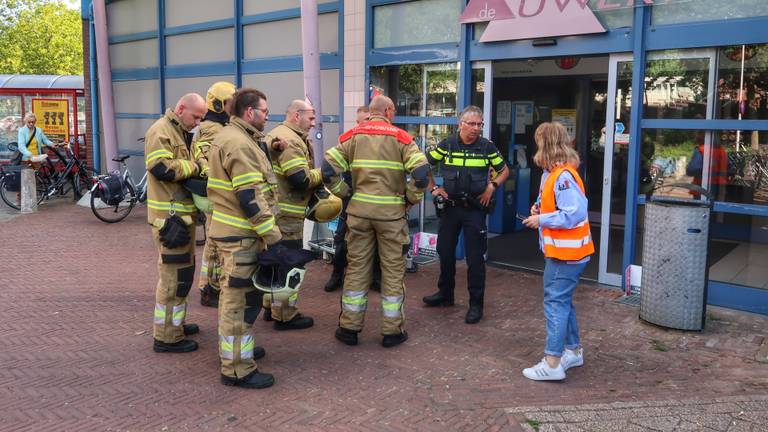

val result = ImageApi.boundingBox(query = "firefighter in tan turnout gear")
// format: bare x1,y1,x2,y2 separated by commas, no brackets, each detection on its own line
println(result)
146,93,206,354
193,81,237,308
260,99,321,330
323,95,430,348
206,88,282,389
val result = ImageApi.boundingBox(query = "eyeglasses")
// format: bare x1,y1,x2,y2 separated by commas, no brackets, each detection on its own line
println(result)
253,107,269,116
462,121,484,128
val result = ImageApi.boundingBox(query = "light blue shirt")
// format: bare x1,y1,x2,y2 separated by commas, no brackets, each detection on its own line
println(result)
537,169,590,263
17,126,54,160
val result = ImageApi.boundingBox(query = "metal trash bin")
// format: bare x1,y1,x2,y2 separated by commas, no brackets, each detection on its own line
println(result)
639,183,711,331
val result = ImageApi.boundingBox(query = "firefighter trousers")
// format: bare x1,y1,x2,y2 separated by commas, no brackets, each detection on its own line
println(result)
339,215,409,335
261,230,303,322
216,237,264,379
197,213,222,294
151,225,196,343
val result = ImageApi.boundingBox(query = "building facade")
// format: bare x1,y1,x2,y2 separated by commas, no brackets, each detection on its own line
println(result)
84,0,768,314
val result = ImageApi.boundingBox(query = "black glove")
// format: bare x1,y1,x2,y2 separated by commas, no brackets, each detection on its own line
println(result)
159,214,191,249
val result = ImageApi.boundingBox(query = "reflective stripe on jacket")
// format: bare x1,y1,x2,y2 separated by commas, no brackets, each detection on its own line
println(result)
192,118,226,178
540,165,595,261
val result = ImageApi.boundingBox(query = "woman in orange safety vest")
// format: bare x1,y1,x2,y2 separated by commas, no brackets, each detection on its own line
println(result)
522,122,594,381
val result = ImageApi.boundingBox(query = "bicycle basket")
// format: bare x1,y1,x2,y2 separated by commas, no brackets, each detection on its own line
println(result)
98,174,125,206
1,166,22,192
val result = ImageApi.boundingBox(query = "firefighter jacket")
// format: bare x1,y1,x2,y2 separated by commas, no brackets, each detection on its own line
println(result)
322,115,429,221
267,122,322,233
192,111,228,178
145,109,200,224
206,116,282,245
426,134,506,199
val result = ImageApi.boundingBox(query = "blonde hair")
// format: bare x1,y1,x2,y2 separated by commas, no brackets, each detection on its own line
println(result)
532,122,579,171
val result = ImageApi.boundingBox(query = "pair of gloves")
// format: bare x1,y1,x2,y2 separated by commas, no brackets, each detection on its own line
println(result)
159,214,191,249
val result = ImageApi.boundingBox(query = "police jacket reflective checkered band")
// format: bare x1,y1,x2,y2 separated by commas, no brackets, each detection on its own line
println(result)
427,134,506,199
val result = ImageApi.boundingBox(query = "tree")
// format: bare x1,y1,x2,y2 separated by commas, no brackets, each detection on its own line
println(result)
0,0,83,75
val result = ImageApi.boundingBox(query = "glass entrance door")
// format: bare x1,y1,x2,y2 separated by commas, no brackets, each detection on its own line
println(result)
599,50,717,285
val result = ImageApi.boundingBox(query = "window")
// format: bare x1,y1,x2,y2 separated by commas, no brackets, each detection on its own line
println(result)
370,62,458,117
715,45,768,121
643,53,712,120
652,0,768,26
0,95,22,156
373,0,463,48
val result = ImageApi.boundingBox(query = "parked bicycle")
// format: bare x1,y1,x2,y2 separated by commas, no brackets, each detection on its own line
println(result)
0,141,95,210
90,153,147,223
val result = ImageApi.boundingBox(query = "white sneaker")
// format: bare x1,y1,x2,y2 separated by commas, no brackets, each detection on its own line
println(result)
560,348,584,371
522,359,566,381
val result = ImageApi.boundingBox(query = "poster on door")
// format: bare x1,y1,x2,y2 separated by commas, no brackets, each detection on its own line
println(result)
552,109,577,140
32,99,69,142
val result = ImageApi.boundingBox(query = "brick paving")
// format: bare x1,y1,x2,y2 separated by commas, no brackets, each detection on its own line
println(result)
1,202,768,431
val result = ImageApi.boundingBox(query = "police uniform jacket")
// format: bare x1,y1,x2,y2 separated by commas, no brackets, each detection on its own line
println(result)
145,109,200,224
267,122,322,233
323,115,429,221
427,134,506,199
206,116,281,245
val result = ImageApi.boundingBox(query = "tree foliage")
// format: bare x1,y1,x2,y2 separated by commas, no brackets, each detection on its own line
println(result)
0,0,83,75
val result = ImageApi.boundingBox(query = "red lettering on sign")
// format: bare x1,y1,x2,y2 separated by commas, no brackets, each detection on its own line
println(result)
519,0,546,18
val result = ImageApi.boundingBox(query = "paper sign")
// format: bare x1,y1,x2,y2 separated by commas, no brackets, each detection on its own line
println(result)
496,101,512,125
412,232,438,257
32,99,69,142
552,109,577,139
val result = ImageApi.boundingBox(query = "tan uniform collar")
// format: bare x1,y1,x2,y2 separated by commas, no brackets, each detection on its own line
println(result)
163,109,187,134
230,116,265,141
367,114,391,124
281,121,309,141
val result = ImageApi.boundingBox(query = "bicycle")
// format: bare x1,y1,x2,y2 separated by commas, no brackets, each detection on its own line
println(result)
0,142,95,210
90,153,148,223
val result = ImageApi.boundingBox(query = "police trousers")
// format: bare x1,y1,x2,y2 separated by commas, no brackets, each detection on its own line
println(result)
197,213,222,294
339,215,409,335
436,205,487,306
261,220,303,322
215,238,264,379
151,225,196,344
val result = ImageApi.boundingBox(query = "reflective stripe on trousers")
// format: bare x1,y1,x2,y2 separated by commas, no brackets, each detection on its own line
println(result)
342,290,368,313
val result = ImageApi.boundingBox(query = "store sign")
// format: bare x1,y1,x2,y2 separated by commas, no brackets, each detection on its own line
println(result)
31,99,69,142
460,0,607,42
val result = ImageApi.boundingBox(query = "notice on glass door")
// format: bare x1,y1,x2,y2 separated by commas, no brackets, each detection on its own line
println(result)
552,109,577,140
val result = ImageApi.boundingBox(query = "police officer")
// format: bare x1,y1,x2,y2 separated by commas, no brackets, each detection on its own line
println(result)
260,99,320,330
207,88,279,389
323,106,383,293
424,105,509,324
193,81,237,308
323,95,430,347
145,93,205,353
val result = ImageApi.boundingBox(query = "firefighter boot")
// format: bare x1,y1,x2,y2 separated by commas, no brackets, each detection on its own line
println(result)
153,339,198,353
274,313,314,330
382,331,408,348
335,327,358,346
200,284,219,308
183,323,199,336
220,369,275,389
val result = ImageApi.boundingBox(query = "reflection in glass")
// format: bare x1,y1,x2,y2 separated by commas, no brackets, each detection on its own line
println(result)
643,53,710,119
373,0,462,48
716,44,768,121
0,95,22,156
470,68,485,109
370,63,458,117
652,0,768,26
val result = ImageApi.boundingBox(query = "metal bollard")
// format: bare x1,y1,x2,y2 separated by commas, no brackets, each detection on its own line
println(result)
20,167,37,213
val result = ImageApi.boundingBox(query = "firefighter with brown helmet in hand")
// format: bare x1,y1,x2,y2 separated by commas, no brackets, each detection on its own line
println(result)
322,95,430,348
191,81,237,308
146,93,206,354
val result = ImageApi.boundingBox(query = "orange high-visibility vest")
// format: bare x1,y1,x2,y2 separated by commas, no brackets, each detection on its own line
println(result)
540,165,595,261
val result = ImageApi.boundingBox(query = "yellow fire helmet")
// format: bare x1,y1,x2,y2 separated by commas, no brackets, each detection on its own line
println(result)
305,187,342,222
206,81,236,113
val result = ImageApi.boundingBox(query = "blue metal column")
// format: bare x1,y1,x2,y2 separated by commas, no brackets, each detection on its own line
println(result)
364,1,373,104
621,1,650,290
89,6,101,173
157,0,167,110
458,20,471,110
234,0,243,87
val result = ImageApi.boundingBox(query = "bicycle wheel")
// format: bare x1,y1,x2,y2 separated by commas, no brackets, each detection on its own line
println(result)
0,172,47,210
90,180,137,223
72,166,96,199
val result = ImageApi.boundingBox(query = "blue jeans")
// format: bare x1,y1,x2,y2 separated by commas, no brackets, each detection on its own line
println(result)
543,258,587,357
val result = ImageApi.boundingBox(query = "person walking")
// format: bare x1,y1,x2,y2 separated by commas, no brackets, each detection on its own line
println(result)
423,106,509,324
260,99,321,330
193,81,237,308
206,88,284,388
145,94,206,353
323,95,429,348
521,122,594,381
323,106,382,293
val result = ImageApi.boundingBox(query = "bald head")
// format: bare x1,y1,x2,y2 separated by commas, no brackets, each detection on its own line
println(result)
369,95,394,120
285,99,316,133
174,93,206,131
